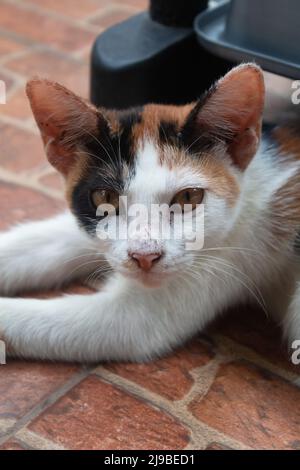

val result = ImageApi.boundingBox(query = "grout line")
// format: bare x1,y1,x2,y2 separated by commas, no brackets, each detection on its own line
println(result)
0,42,88,69
0,67,27,83
84,2,139,23
0,166,64,200
0,27,36,49
72,43,99,61
212,333,300,385
83,3,128,22
0,366,92,449
93,366,250,450
0,66,28,108
15,429,65,450
0,418,17,438
0,435,36,450
0,9,95,58
179,358,222,407
0,45,37,67
0,113,39,134
0,73,21,101
4,0,102,34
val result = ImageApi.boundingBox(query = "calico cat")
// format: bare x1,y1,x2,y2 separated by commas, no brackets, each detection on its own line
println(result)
0,63,299,363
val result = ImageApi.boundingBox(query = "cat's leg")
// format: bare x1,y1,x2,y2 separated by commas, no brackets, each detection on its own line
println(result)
0,212,103,295
0,275,199,362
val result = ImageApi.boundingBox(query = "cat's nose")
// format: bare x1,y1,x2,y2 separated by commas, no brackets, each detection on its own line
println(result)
130,252,162,272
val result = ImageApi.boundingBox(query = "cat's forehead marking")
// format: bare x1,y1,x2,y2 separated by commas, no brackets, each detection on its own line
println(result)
68,103,240,213
88,103,195,176
130,103,194,153
101,105,240,203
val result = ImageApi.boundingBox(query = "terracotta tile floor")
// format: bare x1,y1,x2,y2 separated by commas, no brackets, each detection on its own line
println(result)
0,0,299,451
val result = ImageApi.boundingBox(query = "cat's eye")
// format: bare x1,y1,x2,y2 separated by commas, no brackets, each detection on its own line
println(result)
90,189,119,214
170,188,204,211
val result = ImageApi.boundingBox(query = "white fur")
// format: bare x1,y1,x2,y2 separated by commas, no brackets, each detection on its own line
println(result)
285,282,300,343
0,137,300,362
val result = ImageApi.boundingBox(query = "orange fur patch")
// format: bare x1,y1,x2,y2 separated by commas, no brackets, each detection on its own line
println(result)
131,103,194,150
102,109,121,135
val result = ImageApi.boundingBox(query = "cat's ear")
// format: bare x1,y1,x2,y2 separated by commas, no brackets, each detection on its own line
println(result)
26,79,101,176
184,63,265,170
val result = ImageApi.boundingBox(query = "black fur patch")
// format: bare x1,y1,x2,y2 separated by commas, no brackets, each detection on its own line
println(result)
71,107,143,234
72,166,124,234
159,120,180,146
116,107,143,166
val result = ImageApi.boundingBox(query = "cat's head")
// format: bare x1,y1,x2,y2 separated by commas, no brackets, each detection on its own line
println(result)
26,64,265,287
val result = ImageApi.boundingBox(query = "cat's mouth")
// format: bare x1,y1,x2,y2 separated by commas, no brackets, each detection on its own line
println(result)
122,269,170,288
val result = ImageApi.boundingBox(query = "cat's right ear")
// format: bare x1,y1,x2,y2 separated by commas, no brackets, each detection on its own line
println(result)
26,79,103,176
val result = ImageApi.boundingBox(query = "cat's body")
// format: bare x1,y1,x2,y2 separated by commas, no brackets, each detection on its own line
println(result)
0,64,300,362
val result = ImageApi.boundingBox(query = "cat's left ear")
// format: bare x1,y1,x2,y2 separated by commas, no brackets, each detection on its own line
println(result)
26,78,102,176
183,63,265,170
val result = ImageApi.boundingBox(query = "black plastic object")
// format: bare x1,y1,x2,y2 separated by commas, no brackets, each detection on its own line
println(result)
195,0,300,79
150,0,209,27
91,11,232,109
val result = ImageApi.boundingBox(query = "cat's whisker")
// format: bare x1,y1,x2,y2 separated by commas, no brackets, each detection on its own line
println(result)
191,254,267,310
197,246,266,255
84,129,117,172
85,265,113,284
193,252,266,289
102,126,119,164
66,258,107,280
61,251,106,266
195,246,274,264
81,151,116,176
186,259,268,316
185,265,226,294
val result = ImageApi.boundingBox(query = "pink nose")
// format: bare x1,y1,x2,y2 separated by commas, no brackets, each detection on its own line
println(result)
130,252,162,272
